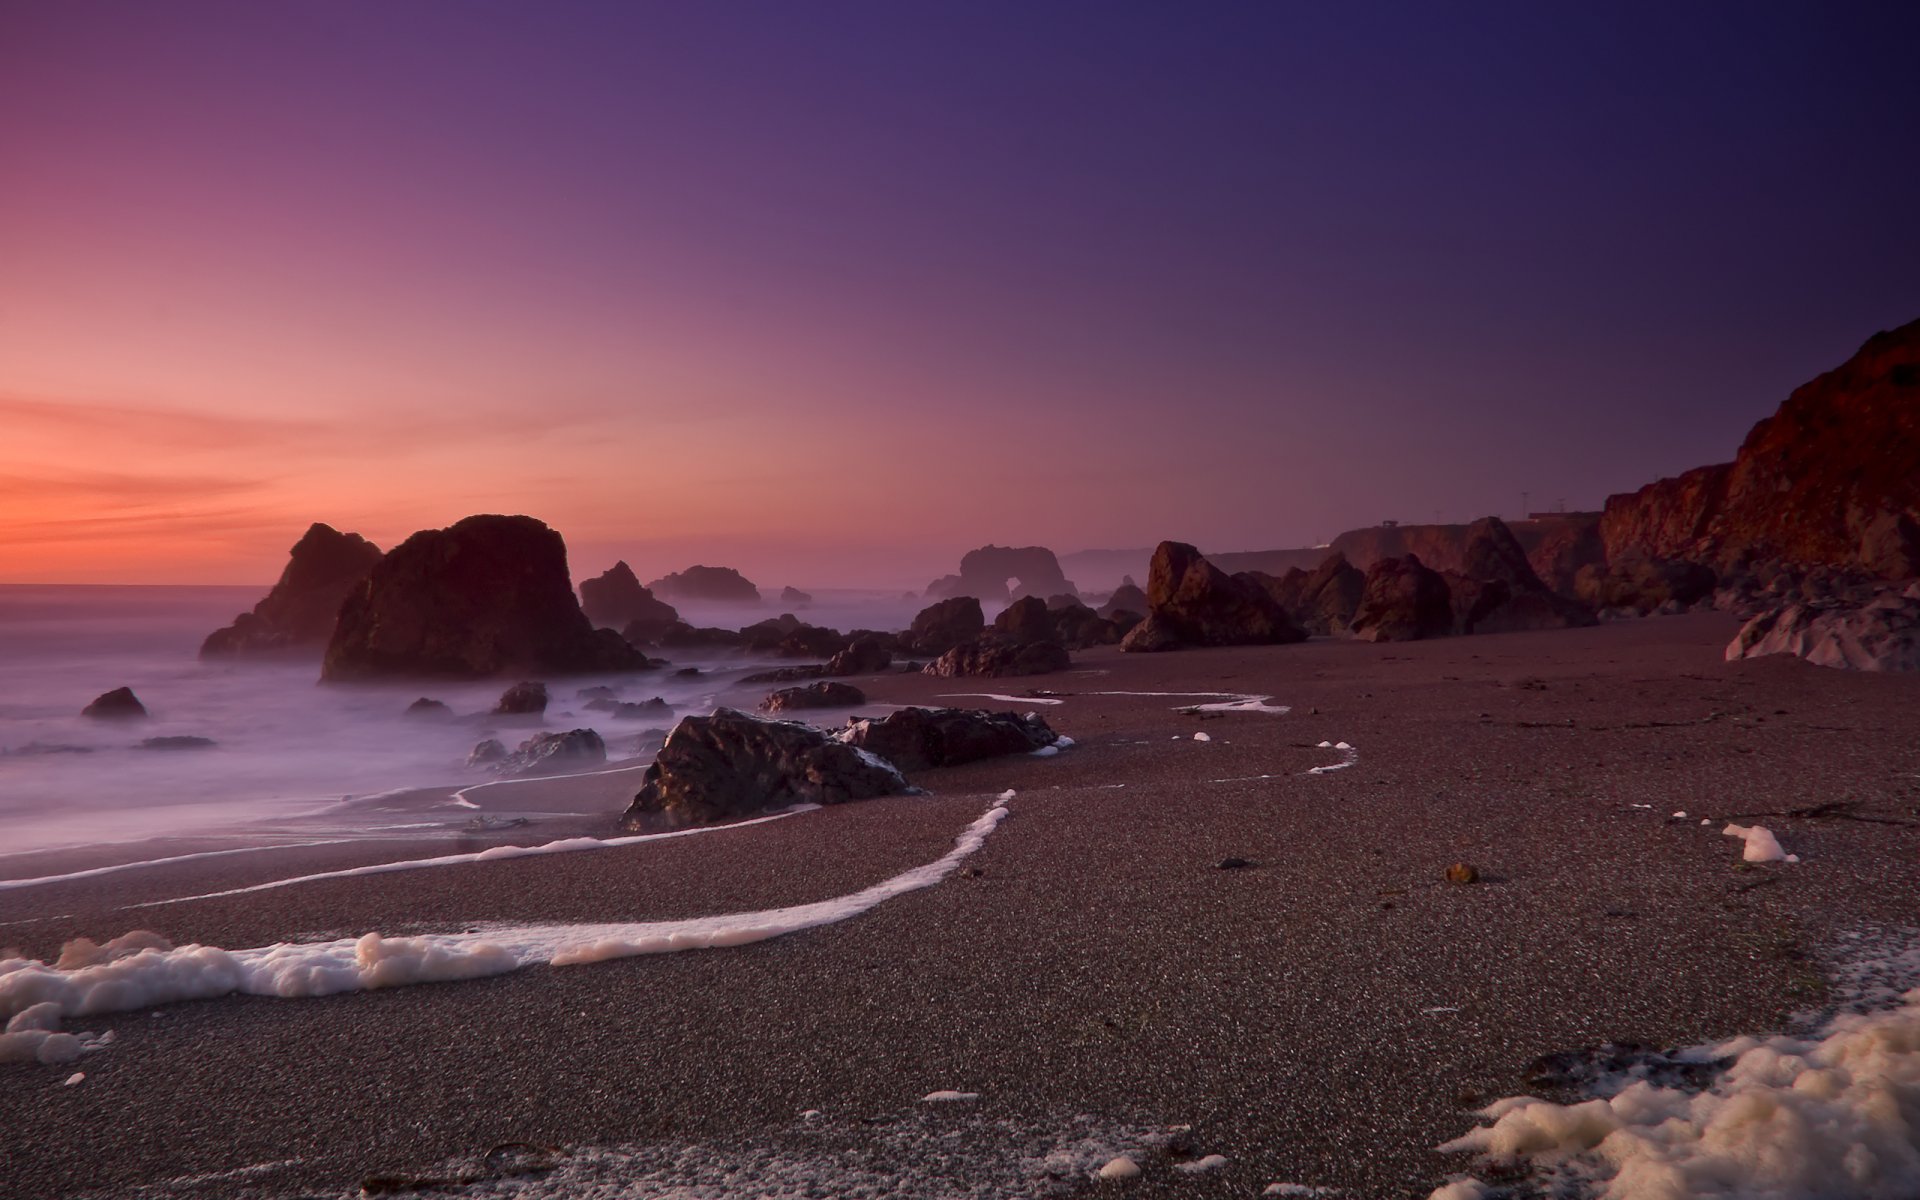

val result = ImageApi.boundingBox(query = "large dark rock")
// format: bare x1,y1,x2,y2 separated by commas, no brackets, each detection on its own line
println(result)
496,729,607,777
991,596,1055,644
1446,518,1598,634
620,708,908,829
927,546,1077,603
1255,553,1366,636
1725,585,1920,671
578,562,680,637
1047,599,1124,649
1120,541,1305,652
646,565,762,605
903,596,986,656
1602,319,1920,577
826,635,893,676
322,515,647,680
493,681,549,715
656,621,745,649
838,706,1060,772
82,687,147,720
923,639,1071,677
1098,579,1148,619
1348,555,1455,642
201,523,382,657
761,681,866,713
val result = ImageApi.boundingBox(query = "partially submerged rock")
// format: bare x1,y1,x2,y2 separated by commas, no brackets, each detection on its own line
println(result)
578,561,680,637
323,515,647,680
761,681,866,713
201,523,382,657
621,709,908,828
838,706,1060,772
82,688,146,720
497,729,606,778
826,634,893,676
647,564,762,605
137,736,215,751
1725,586,1920,671
494,681,549,715
405,698,452,719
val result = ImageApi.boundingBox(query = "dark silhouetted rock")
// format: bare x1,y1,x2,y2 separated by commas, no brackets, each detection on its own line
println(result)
1575,558,1719,615
1258,553,1367,636
903,596,985,656
924,639,1070,677
826,635,893,676
620,708,908,828
1349,555,1455,642
1047,599,1123,649
779,587,813,607
1445,518,1598,634
1118,612,1181,652
405,698,452,719
322,515,647,680
837,707,1060,772
201,523,383,658
657,622,744,649
579,562,680,637
467,739,508,767
778,624,845,659
1121,542,1305,652
137,736,215,751
991,596,1054,644
82,688,146,720
1098,579,1149,619
1725,585,1920,671
585,696,672,719
493,681,549,715
646,565,762,605
927,546,1077,602
761,681,866,713
497,729,606,777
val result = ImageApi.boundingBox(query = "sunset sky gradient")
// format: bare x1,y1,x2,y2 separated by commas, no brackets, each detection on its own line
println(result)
3,2,1917,587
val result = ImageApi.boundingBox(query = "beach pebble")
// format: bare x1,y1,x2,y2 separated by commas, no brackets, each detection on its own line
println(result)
1174,1154,1229,1174
63,1072,84,1087
1096,1156,1141,1180
1216,857,1253,870
1444,862,1480,885
1192,731,1211,742
920,1090,979,1103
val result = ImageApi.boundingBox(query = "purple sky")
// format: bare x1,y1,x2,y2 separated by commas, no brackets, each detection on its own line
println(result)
2,2,1916,585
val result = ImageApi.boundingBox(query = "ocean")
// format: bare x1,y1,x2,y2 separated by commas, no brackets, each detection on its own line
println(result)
0,584,928,860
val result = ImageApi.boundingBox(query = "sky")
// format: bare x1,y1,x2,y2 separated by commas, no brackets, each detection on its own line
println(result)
2,1,1917,589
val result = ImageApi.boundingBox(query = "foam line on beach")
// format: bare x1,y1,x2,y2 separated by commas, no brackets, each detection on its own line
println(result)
1307,741,1357,774
0,841,367,893
1087,690,1291,714
937,693,1067,706
128,807,818,910
0,793,1014,1025
447,760,657,810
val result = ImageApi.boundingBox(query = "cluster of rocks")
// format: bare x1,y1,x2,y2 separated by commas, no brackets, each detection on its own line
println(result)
1119,541,1306,652
620,705,1061,828
1341,519,1597,642
1726,581,1920,672
469,728,608,778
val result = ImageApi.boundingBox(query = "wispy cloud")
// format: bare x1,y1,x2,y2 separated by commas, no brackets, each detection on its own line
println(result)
0,468,268,506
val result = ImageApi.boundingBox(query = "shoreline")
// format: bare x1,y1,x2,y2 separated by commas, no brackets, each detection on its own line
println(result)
3,613,1919,1197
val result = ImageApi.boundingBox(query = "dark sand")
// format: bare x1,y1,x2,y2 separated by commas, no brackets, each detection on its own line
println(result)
3,612,1918,1198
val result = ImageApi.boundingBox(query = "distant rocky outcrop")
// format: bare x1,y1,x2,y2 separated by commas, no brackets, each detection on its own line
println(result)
761,681,866,713
1726,584,1920,672
1256,553,1366,636
578,562,680,637
1098,579,1148,620
923,639,1071,678
620,708,908,828
838,707,1060,772
903,596,986,656
1120,542,1305,653
646,565,762,605
926,546,1076,603
779,587,813,607
1603,319,1920,578
321,515,648,680
1348,555,1455,642
201,523,382,657
82,687,147,720
1444,517,1597,634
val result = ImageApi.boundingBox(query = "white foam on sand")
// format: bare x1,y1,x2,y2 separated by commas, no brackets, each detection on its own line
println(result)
1430,934,1920,1200
0,793,1014,1028
448,761,655,810
1723,822,1797,863
1089,690,1290,715
938,693,1067,706
129,809,814,910
1308,742,1358,775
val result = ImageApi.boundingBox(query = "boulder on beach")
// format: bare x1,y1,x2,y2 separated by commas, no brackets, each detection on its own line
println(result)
990,596,1055,644
1725,585,1920,671
837,706,1060,772
761,681,866,713
826,635,893,676
1348,555,1455,642
578,562,680,636
1257,553,1366,636
923,639,1071,678
467,739,508,767
620,708,909,829
1046,598,1124,649
1098,579,1149,619
496,729,607,777
1445,518,1598,634
322,515,647,680
646,565,762,605
404,698,452,719
1120,541,1305,652
82,687,147,720
903,596,986,656
201,523,383,658
493,681,549,715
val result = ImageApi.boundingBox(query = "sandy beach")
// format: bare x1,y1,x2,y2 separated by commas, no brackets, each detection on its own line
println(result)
4,612,1919,1198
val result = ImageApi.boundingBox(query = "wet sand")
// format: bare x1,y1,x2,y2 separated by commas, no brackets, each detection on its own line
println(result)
3,612,1919,1198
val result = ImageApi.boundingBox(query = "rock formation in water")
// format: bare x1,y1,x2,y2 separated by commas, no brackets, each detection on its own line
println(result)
620,708,908,828
1120,542,1306,652
779,586,813,607
646,565,762,605
201,523,383,657
926,546,1077,602
838,707,1060,772
495,729,608,777
321,515,647,680
578,562,680,637
1603,318,1920,578
81,687,147,720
